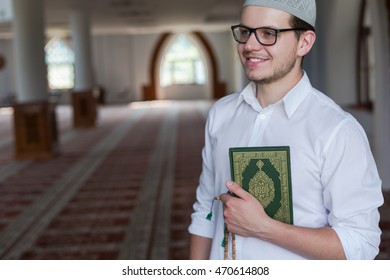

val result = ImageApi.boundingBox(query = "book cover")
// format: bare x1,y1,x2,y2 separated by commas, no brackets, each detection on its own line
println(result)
229,146,293,224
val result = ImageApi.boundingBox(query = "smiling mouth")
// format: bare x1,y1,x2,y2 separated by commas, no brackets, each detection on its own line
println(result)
249,58,264,62
247,57,269,63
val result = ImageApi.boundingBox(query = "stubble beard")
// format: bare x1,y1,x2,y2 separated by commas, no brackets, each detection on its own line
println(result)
246,55,298,85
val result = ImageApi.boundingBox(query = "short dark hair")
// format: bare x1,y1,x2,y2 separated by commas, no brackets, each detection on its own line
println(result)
289,15,315,64
289,15,315,39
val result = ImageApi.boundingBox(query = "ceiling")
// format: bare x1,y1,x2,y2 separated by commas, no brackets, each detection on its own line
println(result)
1,0,243,37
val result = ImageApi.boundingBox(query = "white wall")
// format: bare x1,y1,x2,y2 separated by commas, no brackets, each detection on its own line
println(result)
303,0,330,93
92,35,136,103
1,30,238,104
203,31,237,95
92,30,236,103
45,35,136,105
323,0,361,106
160,84,209,100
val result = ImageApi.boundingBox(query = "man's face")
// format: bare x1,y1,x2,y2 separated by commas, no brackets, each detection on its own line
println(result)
238,6,301,85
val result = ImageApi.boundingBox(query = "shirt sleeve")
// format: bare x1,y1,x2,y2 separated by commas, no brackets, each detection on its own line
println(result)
321,117,384,260
188,106,217,238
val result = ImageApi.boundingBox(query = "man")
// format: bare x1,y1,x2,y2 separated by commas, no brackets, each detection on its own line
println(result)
188,0,384,260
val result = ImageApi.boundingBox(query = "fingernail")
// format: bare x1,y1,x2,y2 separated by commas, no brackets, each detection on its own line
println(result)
226,180,234,187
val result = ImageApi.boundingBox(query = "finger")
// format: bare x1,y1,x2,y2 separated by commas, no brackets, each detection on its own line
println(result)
225,180,251,200
219,192,233,203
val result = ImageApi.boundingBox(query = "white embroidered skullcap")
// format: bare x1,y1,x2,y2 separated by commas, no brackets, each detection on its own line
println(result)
243,0,316,28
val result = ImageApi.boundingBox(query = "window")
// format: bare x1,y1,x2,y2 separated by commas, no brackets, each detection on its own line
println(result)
45,37,75,90
160,34,206,87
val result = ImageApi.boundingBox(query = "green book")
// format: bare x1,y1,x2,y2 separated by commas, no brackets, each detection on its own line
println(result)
229,146,293,224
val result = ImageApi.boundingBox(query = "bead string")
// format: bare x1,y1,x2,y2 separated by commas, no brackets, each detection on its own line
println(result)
224,229,236,260
209,195,236,260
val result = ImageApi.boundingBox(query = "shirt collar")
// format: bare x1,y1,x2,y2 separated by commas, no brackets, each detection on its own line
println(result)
236,72,312,119
282,72,312,119
236,82,261,112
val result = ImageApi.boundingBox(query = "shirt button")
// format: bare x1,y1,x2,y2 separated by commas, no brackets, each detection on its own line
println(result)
259,114,266,120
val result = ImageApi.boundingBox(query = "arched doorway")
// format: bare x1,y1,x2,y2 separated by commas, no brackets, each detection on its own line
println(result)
158,33,209,100
143,32,226,101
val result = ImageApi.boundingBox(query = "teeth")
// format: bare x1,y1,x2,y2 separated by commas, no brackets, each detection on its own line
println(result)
249,58,264,62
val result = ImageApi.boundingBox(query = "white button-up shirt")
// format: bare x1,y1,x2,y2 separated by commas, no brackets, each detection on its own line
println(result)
189,73,384,259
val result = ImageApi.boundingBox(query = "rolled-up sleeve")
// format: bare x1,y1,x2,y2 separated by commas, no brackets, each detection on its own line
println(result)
321,118,384,259
188,107,217,238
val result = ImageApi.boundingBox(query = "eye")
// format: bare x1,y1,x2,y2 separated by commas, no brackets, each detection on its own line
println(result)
239,28,251,37
261,29,277,38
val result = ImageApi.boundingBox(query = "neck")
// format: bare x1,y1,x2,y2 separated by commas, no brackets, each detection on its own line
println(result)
256,69,303,108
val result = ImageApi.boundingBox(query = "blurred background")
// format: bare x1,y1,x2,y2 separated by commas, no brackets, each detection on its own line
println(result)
0,0,389,259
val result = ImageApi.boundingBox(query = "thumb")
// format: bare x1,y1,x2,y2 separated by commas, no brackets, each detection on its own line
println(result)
226,180,251,200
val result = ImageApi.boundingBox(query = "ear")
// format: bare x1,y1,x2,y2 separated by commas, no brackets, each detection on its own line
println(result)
297,30,316,57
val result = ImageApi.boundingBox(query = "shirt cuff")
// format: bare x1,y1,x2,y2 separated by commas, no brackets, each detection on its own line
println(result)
188,215,215,239
333,226,380,260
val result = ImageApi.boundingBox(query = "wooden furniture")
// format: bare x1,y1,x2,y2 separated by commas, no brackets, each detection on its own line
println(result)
71,90,97,128
13,101,59,160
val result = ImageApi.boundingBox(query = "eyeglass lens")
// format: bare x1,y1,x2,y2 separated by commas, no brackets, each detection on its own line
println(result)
233,26,277,46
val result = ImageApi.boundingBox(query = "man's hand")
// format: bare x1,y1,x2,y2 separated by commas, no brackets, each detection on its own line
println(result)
219,181,346,259
219,180,273,238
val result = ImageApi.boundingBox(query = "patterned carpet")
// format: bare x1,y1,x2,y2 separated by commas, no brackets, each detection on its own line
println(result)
0,101,389,260
0,101,208,259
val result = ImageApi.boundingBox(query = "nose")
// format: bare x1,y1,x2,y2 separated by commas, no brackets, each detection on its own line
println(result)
244,32,262,51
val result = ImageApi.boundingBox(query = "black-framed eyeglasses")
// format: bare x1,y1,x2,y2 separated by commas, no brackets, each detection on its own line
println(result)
231,24,307,46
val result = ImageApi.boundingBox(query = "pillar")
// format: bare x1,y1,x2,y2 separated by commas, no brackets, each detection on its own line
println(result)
12,0,59,159
369,0,390,191
70,9,97,128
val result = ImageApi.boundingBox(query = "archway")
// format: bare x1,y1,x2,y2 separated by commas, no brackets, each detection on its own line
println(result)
143,32,226,101
158,34,209,100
